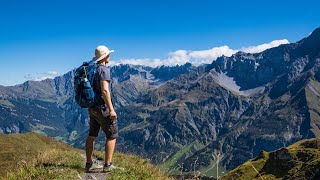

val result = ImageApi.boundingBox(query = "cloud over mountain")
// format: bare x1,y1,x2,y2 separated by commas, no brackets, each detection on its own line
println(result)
239,39,289,53
112,39,289,67
24,71,59,81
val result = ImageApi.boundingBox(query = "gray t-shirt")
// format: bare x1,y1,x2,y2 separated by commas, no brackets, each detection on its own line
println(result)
93,65,112,105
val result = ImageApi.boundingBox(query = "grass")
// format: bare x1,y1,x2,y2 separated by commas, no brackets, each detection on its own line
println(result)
29,123,56,136
0,132,74,176
222,138,320,180
0,132,83,180
4,150,82,180
93,151,173,180
159,141,195,173
119,121,150,133
198,159,227,178
0,132,172,180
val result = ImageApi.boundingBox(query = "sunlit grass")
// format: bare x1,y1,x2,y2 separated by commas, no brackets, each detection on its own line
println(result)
3,148,83,180
1,132,172,180
94,151,173,180
222,138,320,179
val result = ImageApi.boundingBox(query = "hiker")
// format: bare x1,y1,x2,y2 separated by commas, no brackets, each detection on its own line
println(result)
85,45,120,172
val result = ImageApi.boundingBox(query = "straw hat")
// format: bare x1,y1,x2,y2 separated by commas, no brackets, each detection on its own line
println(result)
92,45,114,62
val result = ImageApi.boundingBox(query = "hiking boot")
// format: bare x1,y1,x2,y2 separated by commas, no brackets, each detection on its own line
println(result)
85,161,104,172
103,163,124,172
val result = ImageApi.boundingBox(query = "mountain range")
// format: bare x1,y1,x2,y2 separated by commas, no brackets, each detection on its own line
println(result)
0,27,319,176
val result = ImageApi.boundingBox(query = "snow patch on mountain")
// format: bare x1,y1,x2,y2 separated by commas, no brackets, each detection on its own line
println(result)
210,70,264,96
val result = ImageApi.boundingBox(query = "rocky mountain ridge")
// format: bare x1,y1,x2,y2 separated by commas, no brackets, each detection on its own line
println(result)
222,138,320,179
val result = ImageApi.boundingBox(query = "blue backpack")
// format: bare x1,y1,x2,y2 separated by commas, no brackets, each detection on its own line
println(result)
74,61,98,108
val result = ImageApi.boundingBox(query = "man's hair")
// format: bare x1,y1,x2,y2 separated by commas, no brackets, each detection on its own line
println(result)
98,55,110,63
104,54,110,60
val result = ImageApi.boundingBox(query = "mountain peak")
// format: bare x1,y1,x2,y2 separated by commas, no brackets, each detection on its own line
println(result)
296,27,320,55
301,27,320,44
309,27,320,38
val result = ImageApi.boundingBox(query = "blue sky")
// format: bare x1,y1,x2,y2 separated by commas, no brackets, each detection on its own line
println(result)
0,0,319,86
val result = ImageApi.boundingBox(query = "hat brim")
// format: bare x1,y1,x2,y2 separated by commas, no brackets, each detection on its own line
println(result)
93,50,114,62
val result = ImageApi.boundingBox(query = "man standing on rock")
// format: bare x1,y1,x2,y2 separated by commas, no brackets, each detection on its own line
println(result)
85,45,121,172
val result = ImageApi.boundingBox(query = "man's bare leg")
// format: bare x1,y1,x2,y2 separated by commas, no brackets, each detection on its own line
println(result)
105,138,116,164
86,136,96,163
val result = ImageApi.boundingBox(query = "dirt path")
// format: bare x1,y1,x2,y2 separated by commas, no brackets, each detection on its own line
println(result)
79,154,109,180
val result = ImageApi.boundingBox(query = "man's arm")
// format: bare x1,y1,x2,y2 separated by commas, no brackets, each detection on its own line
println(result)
100,80,116,119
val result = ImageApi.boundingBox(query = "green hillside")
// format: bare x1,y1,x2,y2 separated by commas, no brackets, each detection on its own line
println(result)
222,138,320,179
0,132,172,180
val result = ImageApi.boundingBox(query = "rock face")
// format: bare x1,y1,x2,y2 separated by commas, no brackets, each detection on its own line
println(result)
0,28,320,175
208,28,320,92
0,63,190,138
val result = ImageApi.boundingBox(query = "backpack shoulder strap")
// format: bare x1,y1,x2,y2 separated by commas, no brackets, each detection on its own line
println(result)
88,63,98,85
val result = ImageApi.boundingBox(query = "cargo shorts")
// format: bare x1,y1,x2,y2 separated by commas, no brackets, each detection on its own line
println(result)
88,107,118,140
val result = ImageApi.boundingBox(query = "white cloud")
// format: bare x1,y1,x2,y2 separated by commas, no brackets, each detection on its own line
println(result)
46,71,58,75
110,58,163,67
24,70,59,81
189,46,237,65
24,74,33,79
240,39,289,53
111,39,289,67
33,76,55,81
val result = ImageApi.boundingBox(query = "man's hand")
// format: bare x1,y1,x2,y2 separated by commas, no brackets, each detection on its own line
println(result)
109,110,117,121
101,80,116,121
